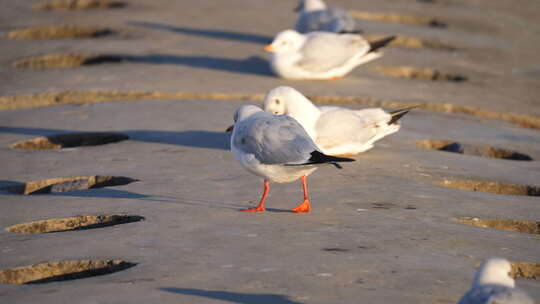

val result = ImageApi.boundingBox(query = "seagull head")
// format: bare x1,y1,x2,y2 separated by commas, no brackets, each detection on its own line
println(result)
262,86,321,139
235,105,263,122
228,105,263,132
263,86,304,115
264,30,305,53
294,0,327,12
473,258,515,288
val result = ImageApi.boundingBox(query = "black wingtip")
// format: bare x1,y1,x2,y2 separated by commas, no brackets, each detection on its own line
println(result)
308,151,354,169
338,29,364,34
388,105,418,125
369,35,397,53
284,151,354,168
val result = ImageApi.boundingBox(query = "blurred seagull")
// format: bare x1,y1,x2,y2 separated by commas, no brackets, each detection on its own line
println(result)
264,30,395,80
458,258,534,304
230,105,354,213
294,0,358,34
263,86,413,156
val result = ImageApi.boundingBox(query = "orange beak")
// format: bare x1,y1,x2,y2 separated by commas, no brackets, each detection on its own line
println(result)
264,44,274,52
225,125,234,132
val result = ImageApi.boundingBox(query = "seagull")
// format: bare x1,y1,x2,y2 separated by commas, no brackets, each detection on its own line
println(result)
294,0,358,34
264,30,395,80
263,86,413,156
230,105,354,213
458,258,534,304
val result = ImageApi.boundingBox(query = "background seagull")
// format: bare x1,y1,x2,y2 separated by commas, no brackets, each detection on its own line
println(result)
263,86,413,156
230,105,354,213
294,0,358,34
458,258,534,304
265,30,395,80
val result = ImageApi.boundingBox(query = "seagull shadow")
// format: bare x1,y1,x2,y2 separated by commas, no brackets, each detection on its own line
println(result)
83,54,273,76
0,182,176,202
45,189,178,203
173,197,246,210
0,127,229,201
119,54,273,77
0,180,23,188
237,207,295,213
129,21,273,45
265,208,297,213
0,127,231,150
159,287,304,304
125,130,230,150
41,188,153,199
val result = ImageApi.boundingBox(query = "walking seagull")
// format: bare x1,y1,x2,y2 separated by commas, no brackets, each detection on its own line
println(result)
230,105,354,212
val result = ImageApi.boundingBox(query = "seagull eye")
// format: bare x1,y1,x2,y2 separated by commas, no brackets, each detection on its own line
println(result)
274,98,281,105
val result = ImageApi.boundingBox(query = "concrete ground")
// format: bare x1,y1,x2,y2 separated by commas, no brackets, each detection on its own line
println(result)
0,0,539,303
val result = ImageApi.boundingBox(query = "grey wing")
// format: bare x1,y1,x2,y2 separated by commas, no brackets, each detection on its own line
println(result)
235,115,318,165
296,33,370,73
296,9,356,33
295,11,322,33
325,8,356,32
458,285,534,304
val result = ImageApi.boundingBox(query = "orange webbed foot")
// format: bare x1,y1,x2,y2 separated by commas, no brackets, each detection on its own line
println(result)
291,199,311,213
240,206,265,212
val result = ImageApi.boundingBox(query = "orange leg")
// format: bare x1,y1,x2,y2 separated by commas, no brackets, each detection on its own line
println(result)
241,179,269,212
327,76,340,81
291,176,311,213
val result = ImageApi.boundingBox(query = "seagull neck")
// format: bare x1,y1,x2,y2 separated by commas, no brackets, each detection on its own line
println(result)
304,0,327,11
286,97,320,138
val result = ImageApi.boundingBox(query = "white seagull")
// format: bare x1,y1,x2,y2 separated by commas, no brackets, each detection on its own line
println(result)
294,0,357,34
263,86,413,156
264,30,395,80
458,258,534,304
230,105,354,213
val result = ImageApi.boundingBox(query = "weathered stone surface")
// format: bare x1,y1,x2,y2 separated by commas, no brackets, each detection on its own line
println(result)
4,25,112,39
0,176,137,194
0,0,538,303
0,260,136,284
5,215,145,234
